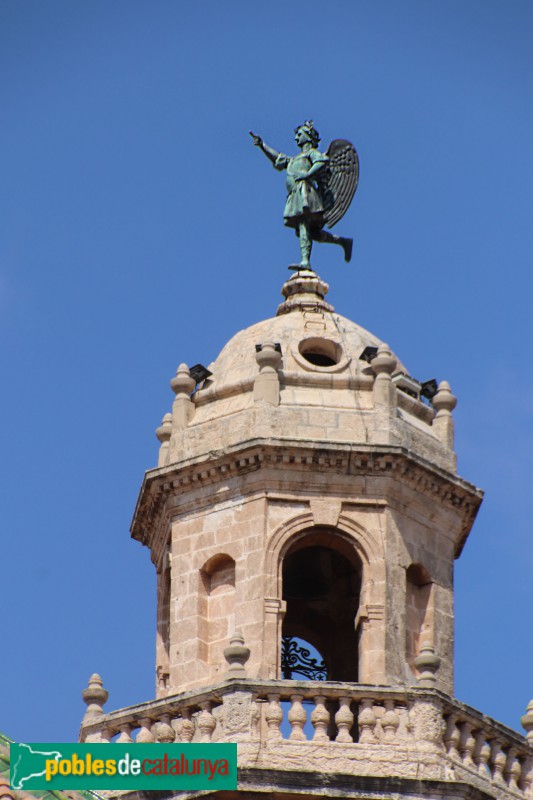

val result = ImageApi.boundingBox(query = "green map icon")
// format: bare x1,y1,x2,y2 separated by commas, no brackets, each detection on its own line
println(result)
11,743,62,789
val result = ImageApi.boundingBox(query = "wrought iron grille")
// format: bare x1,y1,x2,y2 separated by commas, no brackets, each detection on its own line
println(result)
281,636,327,680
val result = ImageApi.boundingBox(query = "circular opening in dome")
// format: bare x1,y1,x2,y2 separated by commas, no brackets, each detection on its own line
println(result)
298,338,342,368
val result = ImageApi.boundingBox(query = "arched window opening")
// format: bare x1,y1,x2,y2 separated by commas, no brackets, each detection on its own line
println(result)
406,563,432,675
198,554,236,666
282,534,362,682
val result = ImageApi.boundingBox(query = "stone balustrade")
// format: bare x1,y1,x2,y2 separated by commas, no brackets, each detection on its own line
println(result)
80,679,533,798
80,685,223,744
442,702,533,796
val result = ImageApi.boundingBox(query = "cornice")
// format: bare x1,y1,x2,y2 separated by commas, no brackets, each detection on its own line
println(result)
131,439,483,559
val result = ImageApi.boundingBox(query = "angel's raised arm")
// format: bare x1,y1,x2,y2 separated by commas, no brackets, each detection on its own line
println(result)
249,131,280,165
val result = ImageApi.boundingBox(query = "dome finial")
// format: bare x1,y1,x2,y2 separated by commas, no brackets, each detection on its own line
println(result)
277,270,334,315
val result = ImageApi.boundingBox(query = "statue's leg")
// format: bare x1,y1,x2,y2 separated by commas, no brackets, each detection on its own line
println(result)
298,222,312,268
313,229,353,263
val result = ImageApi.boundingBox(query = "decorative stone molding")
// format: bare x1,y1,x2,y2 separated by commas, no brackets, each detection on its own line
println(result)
277,271,334,316
222,690,256,741
365,603,385,621
132,442,482,561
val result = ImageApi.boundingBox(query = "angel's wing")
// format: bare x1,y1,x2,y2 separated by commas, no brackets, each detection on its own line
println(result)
318,139,359,228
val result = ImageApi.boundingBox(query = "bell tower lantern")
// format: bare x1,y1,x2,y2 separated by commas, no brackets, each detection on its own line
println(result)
131,269,480,698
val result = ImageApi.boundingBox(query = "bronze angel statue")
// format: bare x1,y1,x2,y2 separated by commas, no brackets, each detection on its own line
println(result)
250,120,359,270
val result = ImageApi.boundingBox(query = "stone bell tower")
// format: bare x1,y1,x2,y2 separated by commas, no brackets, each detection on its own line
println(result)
80,271,533,800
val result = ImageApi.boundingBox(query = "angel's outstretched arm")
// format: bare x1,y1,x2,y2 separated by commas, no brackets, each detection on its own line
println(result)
249,131,280,165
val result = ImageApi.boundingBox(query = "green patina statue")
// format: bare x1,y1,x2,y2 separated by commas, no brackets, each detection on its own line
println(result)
250,121,359,270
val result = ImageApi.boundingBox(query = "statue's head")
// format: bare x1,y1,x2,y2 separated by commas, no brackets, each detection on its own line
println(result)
294,120,320,148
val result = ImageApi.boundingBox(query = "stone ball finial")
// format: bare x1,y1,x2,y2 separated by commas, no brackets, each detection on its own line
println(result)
170,363,196,397
81,673,109,721
224,631,251,677
521,699,533,742
432,380,457,416
155,412,172,444
414,643,441,688
371,344,397,377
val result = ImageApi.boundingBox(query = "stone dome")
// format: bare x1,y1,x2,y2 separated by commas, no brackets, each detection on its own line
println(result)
160,272,455,475
202,304,405,402
194,272,406,422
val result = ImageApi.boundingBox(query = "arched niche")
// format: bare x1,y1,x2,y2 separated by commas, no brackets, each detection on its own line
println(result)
156,554,171,694
198,553,236,666
281,527,362,682
405,562,433,675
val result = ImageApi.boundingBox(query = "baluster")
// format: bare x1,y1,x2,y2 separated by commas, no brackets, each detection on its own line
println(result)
136,717,155,743
288,694,307,741
382,699,400,743
177,708,195,742
156,713,176,743
460,722,476,768
510,757,522,792
197,702,216,742
505,749,521,792
100,727,113,743
265,694,283,741
444,714,461,760
358,699,377,744
522,757,533,798
335,696,354,743
491,740,507,785
116,724,133,743
475,730,491,778
311,695,329,742
395,706,409,740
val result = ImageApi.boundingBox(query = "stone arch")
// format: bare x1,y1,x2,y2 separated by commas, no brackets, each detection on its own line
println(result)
265,512,385,682
266,511,384,598
282,529,362,681
198,553,236,667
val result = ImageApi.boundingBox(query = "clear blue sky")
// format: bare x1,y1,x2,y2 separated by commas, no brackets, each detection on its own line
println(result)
1,0,532,742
